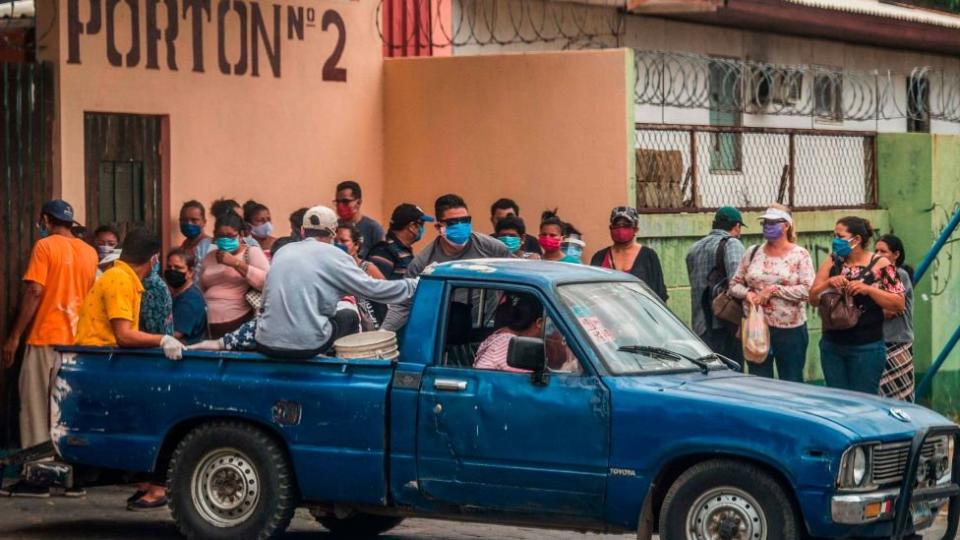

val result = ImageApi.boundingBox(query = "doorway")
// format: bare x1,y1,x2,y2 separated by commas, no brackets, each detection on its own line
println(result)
84,113,167,239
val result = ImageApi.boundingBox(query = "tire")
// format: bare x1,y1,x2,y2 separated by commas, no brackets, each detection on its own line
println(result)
316,513,405,538
167,421,297,540
658,459,800,540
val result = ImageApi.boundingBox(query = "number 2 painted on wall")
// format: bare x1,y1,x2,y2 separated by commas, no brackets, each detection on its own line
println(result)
322,10,347,82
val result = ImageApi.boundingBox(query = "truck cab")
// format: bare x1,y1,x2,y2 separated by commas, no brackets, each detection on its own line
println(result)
47,260,959,540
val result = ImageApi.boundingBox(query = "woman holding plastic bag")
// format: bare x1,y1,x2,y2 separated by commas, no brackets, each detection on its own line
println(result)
729,205,815,382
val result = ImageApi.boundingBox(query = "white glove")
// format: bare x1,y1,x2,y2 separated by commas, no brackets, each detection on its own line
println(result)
160,335,185,360
187,339,225,352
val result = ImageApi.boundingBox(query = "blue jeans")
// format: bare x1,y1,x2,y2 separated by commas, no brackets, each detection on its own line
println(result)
749,324,808,382
820,339,886,395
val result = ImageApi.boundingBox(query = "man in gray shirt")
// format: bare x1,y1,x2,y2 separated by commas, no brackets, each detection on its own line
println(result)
685,207,746,362
381,194,511,332
255,205,417,357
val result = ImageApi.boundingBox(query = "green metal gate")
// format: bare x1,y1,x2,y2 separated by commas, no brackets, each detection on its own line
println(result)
0,62,54,451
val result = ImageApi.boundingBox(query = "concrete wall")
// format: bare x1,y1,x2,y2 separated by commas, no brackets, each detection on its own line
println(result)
383,49,635,251
37,0,387,242
880,133,960,413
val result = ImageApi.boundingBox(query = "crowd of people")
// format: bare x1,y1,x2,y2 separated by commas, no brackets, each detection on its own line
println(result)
0,183,915,502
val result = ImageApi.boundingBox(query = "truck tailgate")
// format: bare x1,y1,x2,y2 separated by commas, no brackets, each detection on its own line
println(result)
53,347,393,504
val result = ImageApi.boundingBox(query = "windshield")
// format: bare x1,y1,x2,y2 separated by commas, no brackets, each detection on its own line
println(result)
557,281,716,374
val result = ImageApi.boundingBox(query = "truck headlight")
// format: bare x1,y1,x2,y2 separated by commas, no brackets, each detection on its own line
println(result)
839,445,871,489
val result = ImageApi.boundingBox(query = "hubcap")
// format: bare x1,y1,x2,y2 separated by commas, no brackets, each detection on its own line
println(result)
191,448,261,527
686,487,765,540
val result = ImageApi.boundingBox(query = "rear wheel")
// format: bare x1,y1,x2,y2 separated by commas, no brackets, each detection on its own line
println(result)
658,459,799,540
315,512,405,538
167,421,297,540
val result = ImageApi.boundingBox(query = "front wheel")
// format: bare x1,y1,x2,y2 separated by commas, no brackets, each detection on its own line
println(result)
167,421,297,540
315,512,405,538
658,459,800,540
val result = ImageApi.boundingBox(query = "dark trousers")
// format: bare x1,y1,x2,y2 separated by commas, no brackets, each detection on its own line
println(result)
701,326,744,371
820,338,886,395
256,309,360,359
749,324,809,383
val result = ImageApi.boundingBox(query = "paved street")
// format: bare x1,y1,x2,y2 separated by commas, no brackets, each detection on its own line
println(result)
0,486,950,539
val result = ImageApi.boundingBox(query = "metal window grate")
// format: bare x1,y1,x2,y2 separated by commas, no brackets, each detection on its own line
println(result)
634,124,876,213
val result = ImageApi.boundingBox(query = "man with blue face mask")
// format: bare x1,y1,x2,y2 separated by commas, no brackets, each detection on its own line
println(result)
368,204,435,280
381,194,512,332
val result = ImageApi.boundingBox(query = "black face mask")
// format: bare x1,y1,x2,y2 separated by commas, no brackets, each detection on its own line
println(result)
163,268,188,289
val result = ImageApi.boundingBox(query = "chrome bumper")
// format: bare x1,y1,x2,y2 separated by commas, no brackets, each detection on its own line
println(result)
832,487,948,526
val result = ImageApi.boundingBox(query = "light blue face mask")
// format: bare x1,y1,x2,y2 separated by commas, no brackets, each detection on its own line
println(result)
832,237,853,258
498,236,522,252
414,224,424,242
444,222,472,246
215,236,240,253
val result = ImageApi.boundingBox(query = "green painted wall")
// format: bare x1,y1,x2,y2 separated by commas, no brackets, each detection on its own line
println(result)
878,134,960,413
637,209,890,384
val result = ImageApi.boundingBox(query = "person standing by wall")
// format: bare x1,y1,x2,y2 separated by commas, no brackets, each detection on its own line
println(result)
685,207,746,361
729,205,814,383
337,223,386,329
200,212,270,338
490,198,542,256
140,259,174,337
165,248,208,344
178,200,212,271
875,234,915,401
495,215,540,259
0,200,98,498
539,210,567,262
810,217,905,394
334,181,384,258
381,194,511,332
368,204,434,280
243,200,277,257
591,207,668,302
93,225,121,261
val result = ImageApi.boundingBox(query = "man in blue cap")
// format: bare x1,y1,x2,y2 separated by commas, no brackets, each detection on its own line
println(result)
368,203,435,280
1,200,98,497
685,206,746,364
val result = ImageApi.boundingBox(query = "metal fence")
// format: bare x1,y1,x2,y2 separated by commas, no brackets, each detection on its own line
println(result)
634,124,876,213
1,61,53,450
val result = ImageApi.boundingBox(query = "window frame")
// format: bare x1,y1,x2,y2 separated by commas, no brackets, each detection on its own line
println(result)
433,280,595,377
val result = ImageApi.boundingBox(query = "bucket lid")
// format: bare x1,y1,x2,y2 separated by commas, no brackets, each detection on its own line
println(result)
334,330,397,352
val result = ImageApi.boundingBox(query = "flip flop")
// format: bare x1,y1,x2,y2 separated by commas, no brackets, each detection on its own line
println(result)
127,495,168,511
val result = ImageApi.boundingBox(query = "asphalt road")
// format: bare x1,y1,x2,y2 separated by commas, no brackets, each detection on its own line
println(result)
0,486,950,539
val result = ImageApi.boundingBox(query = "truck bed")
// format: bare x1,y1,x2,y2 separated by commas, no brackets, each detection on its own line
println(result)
53,347,395,505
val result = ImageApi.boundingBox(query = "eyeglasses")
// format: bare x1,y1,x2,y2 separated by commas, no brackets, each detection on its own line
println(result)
439,216,472,226
333,198,357,205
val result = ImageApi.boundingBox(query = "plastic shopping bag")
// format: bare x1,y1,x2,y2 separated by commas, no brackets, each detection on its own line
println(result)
742,304,770,364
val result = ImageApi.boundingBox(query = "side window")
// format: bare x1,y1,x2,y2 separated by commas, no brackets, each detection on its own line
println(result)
440,287,582,375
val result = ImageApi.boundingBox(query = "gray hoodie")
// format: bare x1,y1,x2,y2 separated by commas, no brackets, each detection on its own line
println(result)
256,239,417,351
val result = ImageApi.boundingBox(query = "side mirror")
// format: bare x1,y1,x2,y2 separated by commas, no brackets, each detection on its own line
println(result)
507,337,548,385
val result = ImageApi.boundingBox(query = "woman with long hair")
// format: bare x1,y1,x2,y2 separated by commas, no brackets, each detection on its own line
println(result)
875,234,915,401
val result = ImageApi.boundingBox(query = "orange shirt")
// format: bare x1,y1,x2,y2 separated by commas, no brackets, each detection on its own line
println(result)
74,261,145,347
23,234,98,347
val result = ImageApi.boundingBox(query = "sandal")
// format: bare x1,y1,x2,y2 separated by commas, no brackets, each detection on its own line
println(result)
127,495,169,511
126,490,147,504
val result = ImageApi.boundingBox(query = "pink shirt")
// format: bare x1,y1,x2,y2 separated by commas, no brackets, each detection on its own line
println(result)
199,246,269,323
729,244,814,329
474,330,529,373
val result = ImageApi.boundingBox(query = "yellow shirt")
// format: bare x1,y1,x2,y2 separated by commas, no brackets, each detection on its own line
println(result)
75,261,145,347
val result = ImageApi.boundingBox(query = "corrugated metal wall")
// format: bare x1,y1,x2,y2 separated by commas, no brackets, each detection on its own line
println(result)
0,61,54,450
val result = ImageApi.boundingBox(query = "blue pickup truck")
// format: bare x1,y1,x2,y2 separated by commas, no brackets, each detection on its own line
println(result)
45,260,959,540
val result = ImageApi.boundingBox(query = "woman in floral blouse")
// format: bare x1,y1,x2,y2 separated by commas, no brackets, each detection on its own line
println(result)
811,216,905,395
730,205,814,382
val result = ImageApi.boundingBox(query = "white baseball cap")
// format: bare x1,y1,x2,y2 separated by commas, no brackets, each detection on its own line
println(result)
759,207,793,225
303,205,338,234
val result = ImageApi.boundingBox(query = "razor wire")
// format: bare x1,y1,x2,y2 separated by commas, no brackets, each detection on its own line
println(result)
377,0,625,51
635,51,960,124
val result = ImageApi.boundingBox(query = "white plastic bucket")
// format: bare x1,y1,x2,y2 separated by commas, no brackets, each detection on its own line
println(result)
334,330,400,360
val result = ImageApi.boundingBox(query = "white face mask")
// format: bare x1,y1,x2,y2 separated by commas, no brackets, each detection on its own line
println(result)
250,221,274,238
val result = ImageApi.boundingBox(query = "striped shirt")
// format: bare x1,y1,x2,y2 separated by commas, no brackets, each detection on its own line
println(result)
474,330,529,373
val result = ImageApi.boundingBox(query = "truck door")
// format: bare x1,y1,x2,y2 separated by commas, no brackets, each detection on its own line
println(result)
415,285,610,519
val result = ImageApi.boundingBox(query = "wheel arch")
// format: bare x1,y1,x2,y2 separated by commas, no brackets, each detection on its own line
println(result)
638,452,809,538
153,415,296,494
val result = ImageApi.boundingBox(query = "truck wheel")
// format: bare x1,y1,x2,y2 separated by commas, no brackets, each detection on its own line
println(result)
167,421,297,540
658,459,799,540
315,513,405,537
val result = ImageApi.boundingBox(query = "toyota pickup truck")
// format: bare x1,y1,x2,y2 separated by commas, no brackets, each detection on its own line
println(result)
40,260,960,540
